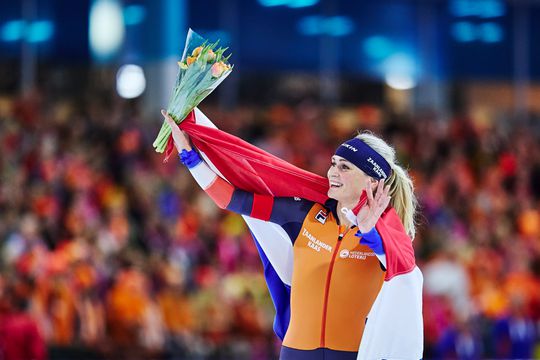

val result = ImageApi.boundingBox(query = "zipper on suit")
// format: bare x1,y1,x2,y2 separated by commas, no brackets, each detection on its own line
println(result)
320,226,346,348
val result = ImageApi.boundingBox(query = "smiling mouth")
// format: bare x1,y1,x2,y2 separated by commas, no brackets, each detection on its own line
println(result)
329,181,343,188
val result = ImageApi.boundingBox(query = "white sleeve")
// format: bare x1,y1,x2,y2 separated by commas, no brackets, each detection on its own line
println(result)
188,160,218,190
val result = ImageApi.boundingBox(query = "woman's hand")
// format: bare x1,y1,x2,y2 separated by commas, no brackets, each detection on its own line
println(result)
356,179,391,234
162,109,192,152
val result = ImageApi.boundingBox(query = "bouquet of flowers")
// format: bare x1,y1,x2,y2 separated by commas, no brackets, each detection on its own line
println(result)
152,29,233,155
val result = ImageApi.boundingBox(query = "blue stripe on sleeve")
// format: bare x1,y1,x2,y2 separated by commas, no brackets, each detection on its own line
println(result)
270,198,313,226
227,189,254,215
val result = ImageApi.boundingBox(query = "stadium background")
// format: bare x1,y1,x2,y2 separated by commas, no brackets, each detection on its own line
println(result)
1,0,540,359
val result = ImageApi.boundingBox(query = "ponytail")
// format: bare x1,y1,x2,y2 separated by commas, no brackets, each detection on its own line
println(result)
385,163,417,239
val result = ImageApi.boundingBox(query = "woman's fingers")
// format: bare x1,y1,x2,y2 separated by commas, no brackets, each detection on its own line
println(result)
160,109,192,151
366,179,374,205
162,110,184,139
372,181,390,214
162,110,179,130
161,109,171,121
357,180,392,231
375,179,384,202
383,185,390,203
375,185,391,214
162,110,175,127
383,185,390,200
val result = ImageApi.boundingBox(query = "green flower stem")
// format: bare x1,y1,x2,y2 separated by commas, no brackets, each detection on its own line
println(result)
152,35,233,154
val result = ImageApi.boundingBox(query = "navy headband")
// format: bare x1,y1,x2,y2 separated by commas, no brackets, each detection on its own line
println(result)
335,138,392,180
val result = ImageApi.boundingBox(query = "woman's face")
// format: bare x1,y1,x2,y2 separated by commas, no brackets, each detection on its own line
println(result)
327,155,376,205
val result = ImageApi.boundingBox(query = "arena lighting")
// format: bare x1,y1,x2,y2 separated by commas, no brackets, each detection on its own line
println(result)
116,64,146,99
89,0,125,59
298,15,354,37
123,4,146,26
452,21,476,42
298,15,323,35
478,22,503,43
26,20,54,43
383,53,417,90
325,16,354,36
258,0,289,6
363,36,393,59
449,0,505,18
1,20,25,42
258,0,318,8
451,21,503,43
287,0,319,8
385,73,416,90
1,19,54,43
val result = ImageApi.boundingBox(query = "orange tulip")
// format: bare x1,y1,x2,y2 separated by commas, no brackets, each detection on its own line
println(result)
211,62,229,78
205,49,216,63
192,46,203,57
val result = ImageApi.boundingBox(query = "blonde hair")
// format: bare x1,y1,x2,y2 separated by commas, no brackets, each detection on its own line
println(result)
355,132,418,239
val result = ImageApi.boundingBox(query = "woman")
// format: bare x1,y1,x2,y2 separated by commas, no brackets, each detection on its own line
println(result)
162,110,419,360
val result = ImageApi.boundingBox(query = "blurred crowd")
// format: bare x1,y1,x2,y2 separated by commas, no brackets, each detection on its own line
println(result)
1,87,540,359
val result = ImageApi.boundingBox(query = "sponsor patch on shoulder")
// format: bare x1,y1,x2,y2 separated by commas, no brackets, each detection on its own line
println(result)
315,209,328,224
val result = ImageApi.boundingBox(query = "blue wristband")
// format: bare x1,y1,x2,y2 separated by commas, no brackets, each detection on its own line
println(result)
354,227,385,255
179,149,202,168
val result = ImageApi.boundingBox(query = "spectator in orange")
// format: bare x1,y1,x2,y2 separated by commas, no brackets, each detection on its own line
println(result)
106,266,148,346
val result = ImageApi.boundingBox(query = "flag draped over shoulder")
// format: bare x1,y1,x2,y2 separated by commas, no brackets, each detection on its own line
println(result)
172,110,329,203
174,108,423,359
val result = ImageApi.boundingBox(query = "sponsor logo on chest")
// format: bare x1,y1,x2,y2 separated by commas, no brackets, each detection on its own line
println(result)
314,209,328,224
339,249,376,260
302,228,332,253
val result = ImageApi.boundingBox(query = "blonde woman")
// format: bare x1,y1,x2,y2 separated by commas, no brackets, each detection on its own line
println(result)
163,110,423,360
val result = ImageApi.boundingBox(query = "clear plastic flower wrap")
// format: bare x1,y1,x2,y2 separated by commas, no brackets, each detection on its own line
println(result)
152,29,233,154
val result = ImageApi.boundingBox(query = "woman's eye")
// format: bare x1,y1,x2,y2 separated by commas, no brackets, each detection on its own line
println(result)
338,164,350,171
